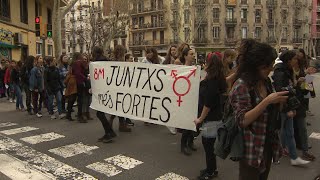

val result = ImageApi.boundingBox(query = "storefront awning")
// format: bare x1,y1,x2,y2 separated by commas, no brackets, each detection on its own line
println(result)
0,42,15,48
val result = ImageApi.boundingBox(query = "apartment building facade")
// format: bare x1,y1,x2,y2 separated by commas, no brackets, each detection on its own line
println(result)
0,0,62,61
311,0,320,56
63,0,102,56
129,0,311,58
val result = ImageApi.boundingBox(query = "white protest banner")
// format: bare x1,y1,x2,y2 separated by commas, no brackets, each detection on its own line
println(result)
89,62,200,131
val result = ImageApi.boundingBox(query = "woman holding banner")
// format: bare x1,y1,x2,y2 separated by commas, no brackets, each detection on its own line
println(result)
93,46,117,143
175,48,197,156
194,52,227,179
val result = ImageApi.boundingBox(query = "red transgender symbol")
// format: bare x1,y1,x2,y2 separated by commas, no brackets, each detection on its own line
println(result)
171,68,197,107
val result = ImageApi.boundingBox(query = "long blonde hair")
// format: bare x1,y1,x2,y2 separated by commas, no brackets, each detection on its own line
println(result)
222,49,236,76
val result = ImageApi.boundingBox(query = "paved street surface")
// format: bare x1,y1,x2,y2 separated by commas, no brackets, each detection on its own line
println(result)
0,75,320,180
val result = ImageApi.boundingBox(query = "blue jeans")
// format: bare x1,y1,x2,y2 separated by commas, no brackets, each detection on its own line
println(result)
48,91,62,115
281,113,297,159
14,83,24,109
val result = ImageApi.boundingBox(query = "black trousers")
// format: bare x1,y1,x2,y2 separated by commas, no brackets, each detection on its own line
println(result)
202,137,217,174
96,111,114,135
77,85,84,116
181,130,194,148
67,94,77,116
24,86,32,112
60,89,66,112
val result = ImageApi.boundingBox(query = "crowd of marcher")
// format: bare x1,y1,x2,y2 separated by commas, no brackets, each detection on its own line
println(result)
0,39,318,180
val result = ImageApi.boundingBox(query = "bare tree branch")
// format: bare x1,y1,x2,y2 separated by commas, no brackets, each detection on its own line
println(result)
61,0,79,16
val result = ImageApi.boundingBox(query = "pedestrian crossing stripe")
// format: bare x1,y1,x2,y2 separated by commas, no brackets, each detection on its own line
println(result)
104,154,143,170
48,142,99,158
309,132,320,140
156,172,189,180
0,134,96,179
86,162,122,177
0,126,39,135
86,154,143,177
0,122,18,128
20,132,65,145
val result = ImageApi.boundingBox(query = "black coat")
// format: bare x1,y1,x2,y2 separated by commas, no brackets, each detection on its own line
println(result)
44,66,62,94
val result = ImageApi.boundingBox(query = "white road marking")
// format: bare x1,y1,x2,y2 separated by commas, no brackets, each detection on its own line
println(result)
0,134,96,179
156,172,189,180
0,122,18,128
20,132,65,145
309,132,320,140
48,142,99,158
86,162,122,177
0,153,54,180
104,154,143,170
0,126,39,135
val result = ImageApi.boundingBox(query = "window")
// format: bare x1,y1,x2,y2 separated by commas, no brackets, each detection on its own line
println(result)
36,43,42,55
293,28,300,38
122,39,126,46
20,0,28,23
68,46,70,53
255,27,262,38
227,8,234,20
213,27,220,39
268,28,275,38
35,1,42,17
281,9,287,23
242,27,248,39
282,27,288,38
241,0,247,4
255,0,261,4
114,40,118,46
198,26,205,40
213,8,219,20
0,0,11,20
47,45,53,56
213,0,219,3
184,28,190,41
227,27,235,39
151,15,157,27
139,17,144,27
173,29,178,42
241,9,247,22
47,8,52,25
159,15,164,26
255,9,261,23
268,9,273,21
153,31,157,40
184,10,190,24
282,0,287,5
138,2,144,12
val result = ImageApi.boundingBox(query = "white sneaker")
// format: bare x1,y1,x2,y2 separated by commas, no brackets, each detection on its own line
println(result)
291,157,310,166
13,99,16,103
168,127,177,135
50,115,56,119
9,99,13,103
36,113,43,118
53,109,58,113
59,114,66,119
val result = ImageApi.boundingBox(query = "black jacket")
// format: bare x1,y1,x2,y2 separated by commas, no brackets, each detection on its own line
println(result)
272,62,292,92
44,66,62,94
10,68,20,85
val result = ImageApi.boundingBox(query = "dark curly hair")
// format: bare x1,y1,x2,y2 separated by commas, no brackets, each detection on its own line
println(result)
236,40,277,88
146,48,160,64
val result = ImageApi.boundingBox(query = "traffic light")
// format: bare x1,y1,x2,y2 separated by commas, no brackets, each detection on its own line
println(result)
47,24,52,38
35,16,42,37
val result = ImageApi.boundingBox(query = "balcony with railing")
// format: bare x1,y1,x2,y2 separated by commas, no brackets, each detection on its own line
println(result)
266,0,277,7
266,19,275,26
316,19,320,25
225,0,236,6
225,18,237,26
129,39,170,47
292,38,303,43
193,38,209,45
130,5,165,16
195,17,208,24
170,20,178,28
225,38,237,46
267,37,276,43
294,1,302,9
195,0,207,5
293,19,303,27
171,2,179,10
130,22,166,31
241,18,247,23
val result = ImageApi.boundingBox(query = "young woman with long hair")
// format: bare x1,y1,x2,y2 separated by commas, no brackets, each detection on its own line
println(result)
174,43,190,65
194,53,227,179
142,48,161,64
11,61,24,111
163,45,177,65
178,48,197,156
230,40,289,180
58,54,69,113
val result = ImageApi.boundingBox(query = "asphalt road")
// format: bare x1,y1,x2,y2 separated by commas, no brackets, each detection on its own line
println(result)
0,75,319,180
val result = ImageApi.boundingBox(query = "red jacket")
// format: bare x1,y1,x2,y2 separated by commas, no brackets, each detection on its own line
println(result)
4,68,11,84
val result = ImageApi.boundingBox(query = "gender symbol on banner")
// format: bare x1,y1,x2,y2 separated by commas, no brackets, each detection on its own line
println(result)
171,68,197,107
